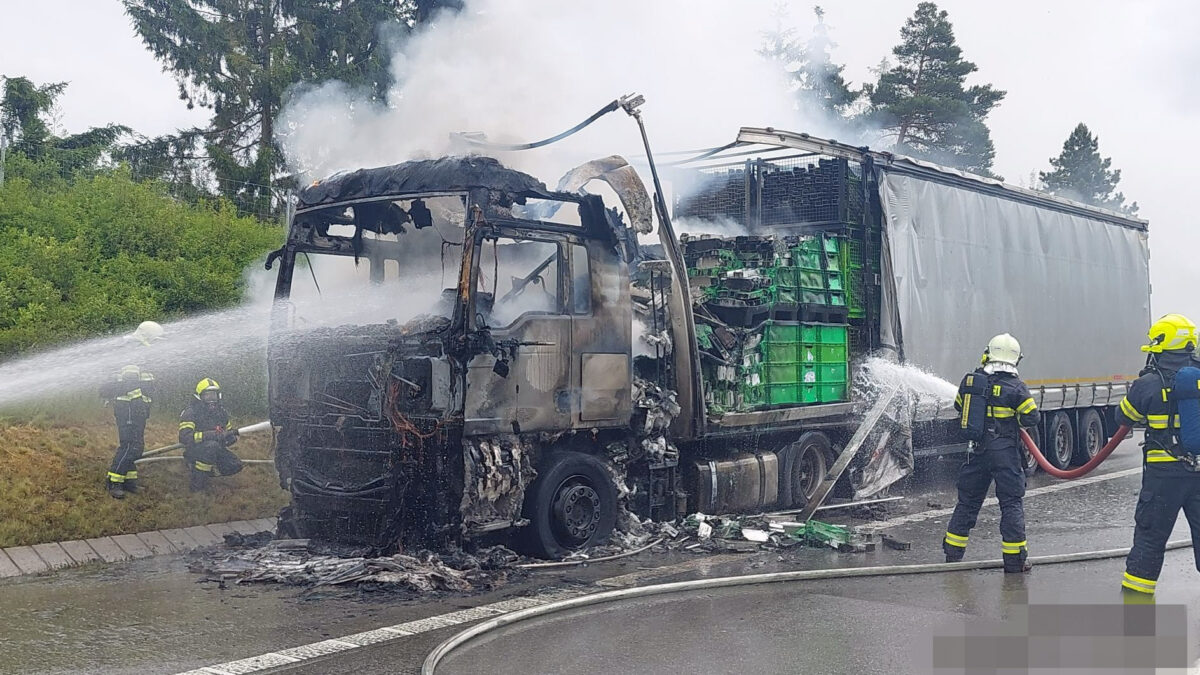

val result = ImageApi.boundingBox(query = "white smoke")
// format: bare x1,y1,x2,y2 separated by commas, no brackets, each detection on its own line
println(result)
276,0,838,186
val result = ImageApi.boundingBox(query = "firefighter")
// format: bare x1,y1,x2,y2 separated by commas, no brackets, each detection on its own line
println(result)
943,333,1041,573
179,378,243,492
100,321,164,499
1119,314,1200,598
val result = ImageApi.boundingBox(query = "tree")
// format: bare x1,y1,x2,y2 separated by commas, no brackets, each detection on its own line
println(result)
123,1,413,215
1039,123,1137,214
1,76,128,177
866,2,1005,176
760,5,856,121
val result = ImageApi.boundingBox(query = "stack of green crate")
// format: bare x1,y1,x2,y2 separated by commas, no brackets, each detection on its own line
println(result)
701,326,767,413
841,239,865,319
759,321,810,405
799,323,849,402
777,235,846,308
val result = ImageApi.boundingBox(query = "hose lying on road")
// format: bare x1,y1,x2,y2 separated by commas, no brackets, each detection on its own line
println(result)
1021,424,1131,479
423,537,1192,674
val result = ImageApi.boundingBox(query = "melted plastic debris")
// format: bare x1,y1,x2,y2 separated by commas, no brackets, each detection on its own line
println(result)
193,535,522,592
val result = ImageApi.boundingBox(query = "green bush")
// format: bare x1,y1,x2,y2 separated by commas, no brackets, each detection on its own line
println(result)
0,155,283,355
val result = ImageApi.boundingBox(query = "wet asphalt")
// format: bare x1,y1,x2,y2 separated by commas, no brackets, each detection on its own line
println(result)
3,434,1197,675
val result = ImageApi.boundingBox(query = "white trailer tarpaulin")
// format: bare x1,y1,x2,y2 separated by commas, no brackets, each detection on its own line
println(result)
879,164,1150,387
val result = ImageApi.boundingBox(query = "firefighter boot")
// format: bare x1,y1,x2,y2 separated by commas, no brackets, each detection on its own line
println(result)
1003,552,1032,574
107,480,125,500
189,468,211,493
943,536,966,563
123,479,139,494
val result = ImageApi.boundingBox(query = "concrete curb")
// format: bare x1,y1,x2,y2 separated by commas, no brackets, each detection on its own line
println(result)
0,517,277,579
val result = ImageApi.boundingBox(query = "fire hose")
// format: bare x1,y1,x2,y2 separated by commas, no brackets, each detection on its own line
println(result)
1019,424,1131,479
134,420,273,465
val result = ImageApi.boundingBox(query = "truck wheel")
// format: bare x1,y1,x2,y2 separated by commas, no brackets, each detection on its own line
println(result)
1047,412,1074,470
1021,445,1039,476
520,451,618,559
780,432,831,509
1074,409,1104,464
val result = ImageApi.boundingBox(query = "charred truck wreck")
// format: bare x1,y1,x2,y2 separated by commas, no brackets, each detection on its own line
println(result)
267,128,1150,559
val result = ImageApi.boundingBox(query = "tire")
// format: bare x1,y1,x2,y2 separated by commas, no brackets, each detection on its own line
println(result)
1074,409,1105,465
1021,444,1039,476
779,432,832,509
520,451,618,559
1046,412,1075,470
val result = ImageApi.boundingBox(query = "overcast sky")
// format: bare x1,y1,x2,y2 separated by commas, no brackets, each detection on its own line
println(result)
1,0,1197,319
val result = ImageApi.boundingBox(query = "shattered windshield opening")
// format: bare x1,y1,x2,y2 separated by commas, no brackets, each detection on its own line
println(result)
286,193,467,331
474,236,562,328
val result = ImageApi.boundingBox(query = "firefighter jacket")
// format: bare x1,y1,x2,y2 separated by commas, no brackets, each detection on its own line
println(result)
99,369,155,424
1117,350,1200,465
179,400,232,446
954,368,1041,449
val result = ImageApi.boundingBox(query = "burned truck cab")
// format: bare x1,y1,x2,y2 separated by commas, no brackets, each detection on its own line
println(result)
268,157,635,555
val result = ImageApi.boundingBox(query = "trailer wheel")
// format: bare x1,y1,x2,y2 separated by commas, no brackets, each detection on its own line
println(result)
1021,444,1039,476
1074,409,1105,464
780,432,832,509
1047,412,1075,470
520,451,618,559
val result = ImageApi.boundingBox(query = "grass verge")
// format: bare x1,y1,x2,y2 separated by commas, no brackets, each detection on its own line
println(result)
0,412,288,548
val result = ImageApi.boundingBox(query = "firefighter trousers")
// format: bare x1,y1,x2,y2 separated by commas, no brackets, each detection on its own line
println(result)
1121,464,1200,595
943,443,1028,570
107,418,146,484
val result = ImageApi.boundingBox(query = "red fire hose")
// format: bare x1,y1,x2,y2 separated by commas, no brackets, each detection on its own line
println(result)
1019,425,1131,479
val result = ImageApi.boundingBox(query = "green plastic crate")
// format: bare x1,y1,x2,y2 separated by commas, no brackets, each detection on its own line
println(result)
824,253,841,272
800,343,818,363
800,324,820,343
816,382,847,402
793,249,821,269
801,290,827,305
799,363,818,384
826,274,844,292
817,324,848,344
828,291,846,307
766,383,802,405
799,269,825,288
761,341,801,363
817,363,847,383
764,362,800,384
823,236,840,254
815,343,847,363
765,321,802,342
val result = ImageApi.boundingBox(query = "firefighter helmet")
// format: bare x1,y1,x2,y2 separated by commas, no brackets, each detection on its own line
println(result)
194,378,221,401
119,365,141,381
1142,314,1198,353
128,321,165,346
983,333,1023,367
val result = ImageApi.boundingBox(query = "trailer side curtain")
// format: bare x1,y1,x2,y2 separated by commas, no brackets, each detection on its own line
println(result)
878,169,1149,385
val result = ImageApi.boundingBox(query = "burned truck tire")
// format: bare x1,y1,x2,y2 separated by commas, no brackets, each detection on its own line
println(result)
779,432,832,509
520,451,618,559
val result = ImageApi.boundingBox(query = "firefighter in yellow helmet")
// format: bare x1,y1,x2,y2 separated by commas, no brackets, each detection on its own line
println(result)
179,378,243,492
99,321,165,499
1118,314,1200,599
943,333,1041,573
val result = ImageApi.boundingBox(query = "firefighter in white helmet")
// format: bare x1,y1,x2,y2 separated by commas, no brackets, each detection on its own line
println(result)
100,321,165,499
943,333,1041,573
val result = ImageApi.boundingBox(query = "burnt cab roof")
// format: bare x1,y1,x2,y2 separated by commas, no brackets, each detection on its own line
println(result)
295,156,552,210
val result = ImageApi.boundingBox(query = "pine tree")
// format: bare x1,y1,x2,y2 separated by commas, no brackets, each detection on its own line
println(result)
1,76,128,176
1039,123,1137,214
123,0,413,214
760,5,856,121
797,7,855,117
866,2,1005,176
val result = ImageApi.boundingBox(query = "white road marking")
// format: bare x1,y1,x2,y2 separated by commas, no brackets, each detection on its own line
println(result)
173,587,589,675
858,466,1142,533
